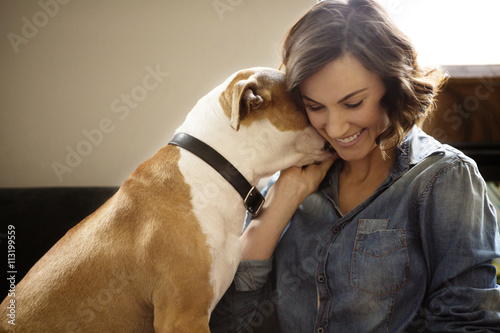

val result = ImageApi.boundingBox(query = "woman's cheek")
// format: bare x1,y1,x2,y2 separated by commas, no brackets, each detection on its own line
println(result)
306,111,323,131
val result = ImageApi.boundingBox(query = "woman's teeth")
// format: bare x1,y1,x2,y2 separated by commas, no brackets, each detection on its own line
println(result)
336,130,362,144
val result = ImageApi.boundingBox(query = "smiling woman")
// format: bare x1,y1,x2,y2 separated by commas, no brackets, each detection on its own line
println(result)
209,1,500,332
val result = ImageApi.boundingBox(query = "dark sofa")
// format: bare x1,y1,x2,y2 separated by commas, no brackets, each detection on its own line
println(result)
1,187,119,298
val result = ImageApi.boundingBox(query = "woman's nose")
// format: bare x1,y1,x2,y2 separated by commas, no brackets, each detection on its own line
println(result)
325,109,349,139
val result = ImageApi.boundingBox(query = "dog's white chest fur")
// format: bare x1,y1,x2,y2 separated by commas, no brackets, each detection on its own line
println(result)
177,151,245,312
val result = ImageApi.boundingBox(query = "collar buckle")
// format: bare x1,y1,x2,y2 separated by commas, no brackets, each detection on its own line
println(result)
244,186,265,216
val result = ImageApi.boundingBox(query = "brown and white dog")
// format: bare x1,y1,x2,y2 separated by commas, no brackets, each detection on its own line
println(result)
0,67,332,332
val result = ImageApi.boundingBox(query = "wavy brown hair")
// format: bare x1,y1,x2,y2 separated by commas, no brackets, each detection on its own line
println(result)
282,0,447,149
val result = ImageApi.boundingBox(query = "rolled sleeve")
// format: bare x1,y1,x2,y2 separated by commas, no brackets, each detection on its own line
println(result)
210,258,277,333
234,258,273,292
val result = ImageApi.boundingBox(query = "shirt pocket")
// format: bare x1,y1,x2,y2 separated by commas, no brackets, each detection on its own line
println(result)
350,219,410,295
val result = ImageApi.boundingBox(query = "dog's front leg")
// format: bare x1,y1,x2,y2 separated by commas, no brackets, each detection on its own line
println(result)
153,303,211,333
152,278,213,333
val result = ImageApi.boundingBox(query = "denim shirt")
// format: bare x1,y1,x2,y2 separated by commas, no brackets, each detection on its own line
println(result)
210,127,500,333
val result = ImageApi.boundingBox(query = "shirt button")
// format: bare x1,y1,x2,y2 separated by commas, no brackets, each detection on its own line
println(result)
317,274,325,283
332,226,341,234
317,327,325,333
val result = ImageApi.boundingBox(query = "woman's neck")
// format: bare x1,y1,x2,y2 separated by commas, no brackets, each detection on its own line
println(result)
337,146,396,214
341,146,395,184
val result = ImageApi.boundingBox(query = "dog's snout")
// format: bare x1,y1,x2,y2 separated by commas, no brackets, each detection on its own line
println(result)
322,141,335,153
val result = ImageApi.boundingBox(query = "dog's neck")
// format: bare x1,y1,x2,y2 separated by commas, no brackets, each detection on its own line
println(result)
169,132,265,216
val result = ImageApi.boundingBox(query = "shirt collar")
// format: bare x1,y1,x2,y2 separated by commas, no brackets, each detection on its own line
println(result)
390,125,445,179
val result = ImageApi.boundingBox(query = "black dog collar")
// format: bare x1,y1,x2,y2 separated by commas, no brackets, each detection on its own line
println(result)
168,132,265,216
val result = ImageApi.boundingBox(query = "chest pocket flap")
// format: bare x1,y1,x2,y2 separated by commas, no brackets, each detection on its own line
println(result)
351,219,410,295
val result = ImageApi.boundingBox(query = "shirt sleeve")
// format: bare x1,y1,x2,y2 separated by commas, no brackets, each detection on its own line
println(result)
209,259,277,333
234,258,274,291
418,156,500,331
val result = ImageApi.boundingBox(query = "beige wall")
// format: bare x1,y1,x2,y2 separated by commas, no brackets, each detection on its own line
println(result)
0,0,316,187
3,0,498,188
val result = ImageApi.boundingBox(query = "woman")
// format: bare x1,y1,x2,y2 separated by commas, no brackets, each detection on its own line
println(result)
210,0,500,332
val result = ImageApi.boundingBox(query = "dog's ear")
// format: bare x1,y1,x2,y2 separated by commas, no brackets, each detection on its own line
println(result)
229,76,264,131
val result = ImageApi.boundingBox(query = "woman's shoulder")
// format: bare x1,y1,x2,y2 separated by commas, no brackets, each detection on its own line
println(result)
406,127,479,174
404,128,485,193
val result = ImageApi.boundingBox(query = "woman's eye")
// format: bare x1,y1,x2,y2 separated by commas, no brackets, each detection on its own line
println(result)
305,104,325,112
345,100,363,109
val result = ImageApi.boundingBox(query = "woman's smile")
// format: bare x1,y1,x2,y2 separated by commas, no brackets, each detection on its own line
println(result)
335,128,365,147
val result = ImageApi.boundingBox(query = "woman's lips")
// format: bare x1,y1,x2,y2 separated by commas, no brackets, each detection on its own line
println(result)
335,128,365,148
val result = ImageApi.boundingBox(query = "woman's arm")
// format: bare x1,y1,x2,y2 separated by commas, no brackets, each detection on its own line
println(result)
419,157,500,331
210,156,337,332
241,156,336,260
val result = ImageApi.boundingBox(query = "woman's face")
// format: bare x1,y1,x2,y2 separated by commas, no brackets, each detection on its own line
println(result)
299,53,389,162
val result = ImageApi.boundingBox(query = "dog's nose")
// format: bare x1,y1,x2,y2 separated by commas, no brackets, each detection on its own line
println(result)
322,141,335,153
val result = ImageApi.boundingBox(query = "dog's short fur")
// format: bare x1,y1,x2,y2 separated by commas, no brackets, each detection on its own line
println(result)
0,68,332,332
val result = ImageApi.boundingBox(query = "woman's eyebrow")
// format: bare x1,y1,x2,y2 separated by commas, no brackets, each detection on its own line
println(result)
337,88,368,104
302,95,321,104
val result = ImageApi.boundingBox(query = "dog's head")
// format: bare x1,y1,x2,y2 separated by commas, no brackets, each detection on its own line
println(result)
218,67,333,178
